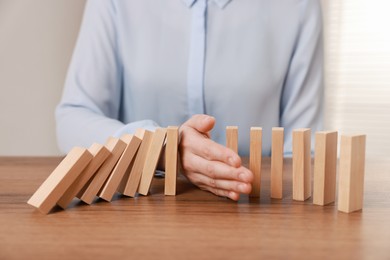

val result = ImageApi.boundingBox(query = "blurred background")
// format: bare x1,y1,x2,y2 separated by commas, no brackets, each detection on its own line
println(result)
0,0,389,159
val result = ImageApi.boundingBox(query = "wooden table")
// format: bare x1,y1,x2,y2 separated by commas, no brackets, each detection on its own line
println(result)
0,157,389,259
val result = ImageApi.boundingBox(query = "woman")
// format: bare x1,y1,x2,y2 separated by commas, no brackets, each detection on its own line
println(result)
56,0,323,200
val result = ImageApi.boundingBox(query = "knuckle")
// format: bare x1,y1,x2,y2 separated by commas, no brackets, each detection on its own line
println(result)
202,146,212,160
211,188,220,196
206,163,216,178
209,178,216,188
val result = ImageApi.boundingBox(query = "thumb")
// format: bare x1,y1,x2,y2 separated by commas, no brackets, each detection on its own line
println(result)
183,114,215,134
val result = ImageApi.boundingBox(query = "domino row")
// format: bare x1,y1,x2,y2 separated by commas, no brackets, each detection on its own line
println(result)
28,126,366,214
226,127,366,213
28,127,179,214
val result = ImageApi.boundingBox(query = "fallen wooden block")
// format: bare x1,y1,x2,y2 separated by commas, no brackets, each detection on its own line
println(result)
165,126,179,196
57,143,111,209
271,127,284,199
123,130,154,197
292,128,311,201
249,127,262,198
338,134,366,213
138,128,167,195
313,131,338,206
99,134,141,201
27,147,93,214
79,137,126,204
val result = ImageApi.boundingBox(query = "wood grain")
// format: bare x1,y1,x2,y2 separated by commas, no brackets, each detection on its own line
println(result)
138,128,167,195
165,126,178,196
99,134,141,201
57,143,110,209
271,127,284,199
338,135,366,213
249,127,262,198
226,126,238,153
123,130,154,197
79,137,126,204
313,131,338,206
27,147,92,214
117,129,145,194
292,128,311,201
1,157,389,259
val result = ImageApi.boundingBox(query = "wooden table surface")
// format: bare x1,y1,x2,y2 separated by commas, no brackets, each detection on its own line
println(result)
0,157,389,260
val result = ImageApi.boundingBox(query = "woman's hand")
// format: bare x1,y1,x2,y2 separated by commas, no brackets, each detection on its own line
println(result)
179,114,253,201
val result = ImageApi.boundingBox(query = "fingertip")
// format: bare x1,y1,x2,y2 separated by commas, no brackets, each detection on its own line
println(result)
203,115,215,127
228,155,241,168
238,183,252,194
228,191,239,201
205,115,215,122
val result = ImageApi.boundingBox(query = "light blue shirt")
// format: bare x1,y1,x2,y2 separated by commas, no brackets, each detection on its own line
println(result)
56,0,324,156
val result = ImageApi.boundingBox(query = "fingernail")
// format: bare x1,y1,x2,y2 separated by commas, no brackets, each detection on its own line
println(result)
228,157,236,166
238,183,248,193
204,116,214,123
229,191,238,201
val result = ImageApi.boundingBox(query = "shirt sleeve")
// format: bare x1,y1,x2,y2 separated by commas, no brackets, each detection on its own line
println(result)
56,0,158,153
280,0,324,155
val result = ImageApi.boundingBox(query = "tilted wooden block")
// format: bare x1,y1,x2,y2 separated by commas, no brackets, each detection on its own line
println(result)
226,126,238,153
338,135,366,213
138,128,167,195
249,127,262,198
271,127,284,199
27,147,93,214
313,131,338,206
165,126,179,196
123,130,154,197
117,129,146,194
57,143,111,209
292,128,311,201
99,134,141,201
79,137,126,204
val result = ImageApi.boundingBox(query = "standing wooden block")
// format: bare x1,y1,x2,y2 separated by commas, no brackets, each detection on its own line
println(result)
338,135,366,213
123,130,154,197
313,131,338,206
226,126,238,153
79,137,126,204
117,129,146,194
57,143,111,209
99,134,141,201
292,128,311,201
271,127,284,199
249,127,262,198
27,147,93,214
138,128,167,195
165,126,179,196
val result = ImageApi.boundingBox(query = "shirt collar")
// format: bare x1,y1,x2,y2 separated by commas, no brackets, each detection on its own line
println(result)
182,0,232,9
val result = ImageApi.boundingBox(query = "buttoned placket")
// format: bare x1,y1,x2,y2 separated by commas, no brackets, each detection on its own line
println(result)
184,0,232,116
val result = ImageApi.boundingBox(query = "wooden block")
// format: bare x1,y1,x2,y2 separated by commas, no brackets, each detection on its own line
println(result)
165,126,179,196
226,126,238,153
338,135,366,213
27,147,93,214
313,131,338,206
79,137,126,204
292,128,311,201
271,127,284,199
249,127,262,198
138,128,167,195
98,134,141,201
117,129,146,194
123,130,154,197
57,143,111,209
